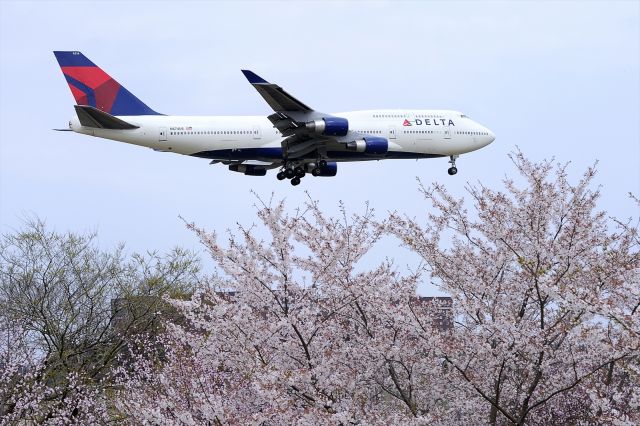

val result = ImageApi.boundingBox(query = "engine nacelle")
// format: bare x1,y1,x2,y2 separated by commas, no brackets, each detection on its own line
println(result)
305,117,349,137
228,164,267,176
346,136,388,155
315,162,337,177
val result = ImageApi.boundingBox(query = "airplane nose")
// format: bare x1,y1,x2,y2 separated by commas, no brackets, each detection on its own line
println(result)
476,127,495,148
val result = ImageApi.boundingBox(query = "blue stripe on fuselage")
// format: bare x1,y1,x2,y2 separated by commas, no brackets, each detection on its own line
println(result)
190,148,444,161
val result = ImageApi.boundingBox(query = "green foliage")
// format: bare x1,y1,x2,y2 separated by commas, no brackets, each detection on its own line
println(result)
0,217,203,422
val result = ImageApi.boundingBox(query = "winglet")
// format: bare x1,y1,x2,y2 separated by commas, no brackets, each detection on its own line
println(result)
241,70,268,84
241,70,313,112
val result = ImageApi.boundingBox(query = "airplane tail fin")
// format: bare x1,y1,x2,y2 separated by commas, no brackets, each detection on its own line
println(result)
53,51,161,116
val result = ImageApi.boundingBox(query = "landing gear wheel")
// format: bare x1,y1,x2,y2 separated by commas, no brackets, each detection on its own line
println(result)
285,168,295,179
319,160,327,168
447,155,458,176
276,171,286,180
291,177,301,186
294,166,304,175
296,171,305,178
311,168,321,176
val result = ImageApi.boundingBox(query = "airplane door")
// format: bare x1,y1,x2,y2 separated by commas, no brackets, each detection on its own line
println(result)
444,126,452,139
388,126,397,140
252,125,261,140
159,127,167,142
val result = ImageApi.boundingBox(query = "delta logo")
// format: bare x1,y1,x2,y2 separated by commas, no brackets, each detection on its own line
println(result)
402,118,456,126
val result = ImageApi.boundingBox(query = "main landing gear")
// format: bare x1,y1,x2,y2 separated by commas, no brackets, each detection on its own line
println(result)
448,155,458,176
277,162,306,186
277,159,327,186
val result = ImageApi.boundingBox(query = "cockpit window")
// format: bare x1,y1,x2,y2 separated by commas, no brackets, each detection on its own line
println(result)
460,114,469,118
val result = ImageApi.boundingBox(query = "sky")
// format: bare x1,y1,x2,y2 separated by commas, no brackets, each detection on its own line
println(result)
0,1,638,295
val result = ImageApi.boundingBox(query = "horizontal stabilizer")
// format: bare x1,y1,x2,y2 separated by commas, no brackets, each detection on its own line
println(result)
74,105,139,129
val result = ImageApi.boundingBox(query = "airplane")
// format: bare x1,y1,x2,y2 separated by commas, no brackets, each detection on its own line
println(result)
54,51,495,186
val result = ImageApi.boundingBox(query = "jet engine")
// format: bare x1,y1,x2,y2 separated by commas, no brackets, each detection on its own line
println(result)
314,162,337,176
305,117,349,136
345,136,388,155
228,164,267,176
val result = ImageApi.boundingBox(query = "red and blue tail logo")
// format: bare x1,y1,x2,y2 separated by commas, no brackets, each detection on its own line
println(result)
53,51,161,116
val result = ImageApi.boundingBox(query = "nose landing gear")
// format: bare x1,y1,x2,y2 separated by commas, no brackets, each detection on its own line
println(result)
447,155,458,176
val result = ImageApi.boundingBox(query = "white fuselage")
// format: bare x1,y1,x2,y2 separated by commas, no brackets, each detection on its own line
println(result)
69,109,495,162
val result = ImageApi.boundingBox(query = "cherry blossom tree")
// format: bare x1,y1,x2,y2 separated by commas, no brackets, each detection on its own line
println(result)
388,152,639,424
115,200,456,424
0,315,110,424
4,153,637,425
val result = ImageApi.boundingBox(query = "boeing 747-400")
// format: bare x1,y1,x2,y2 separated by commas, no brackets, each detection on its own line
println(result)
54,51,495,186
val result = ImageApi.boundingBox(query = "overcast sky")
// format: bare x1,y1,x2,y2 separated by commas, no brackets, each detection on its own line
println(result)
1,1,638,294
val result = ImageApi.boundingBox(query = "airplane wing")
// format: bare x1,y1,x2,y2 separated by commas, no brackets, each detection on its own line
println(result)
210,158,281,176
241,70,313,113
210,159,279,168
241,70,340,160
